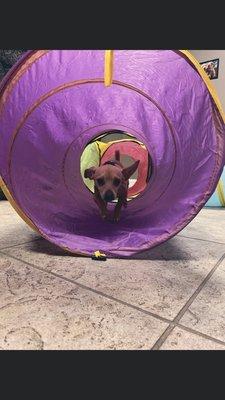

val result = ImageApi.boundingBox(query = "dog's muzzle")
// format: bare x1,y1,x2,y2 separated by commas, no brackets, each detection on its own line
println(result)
104,190,115,202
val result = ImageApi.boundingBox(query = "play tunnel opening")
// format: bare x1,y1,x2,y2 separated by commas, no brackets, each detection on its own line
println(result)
1,50,224,258
80,129,152,202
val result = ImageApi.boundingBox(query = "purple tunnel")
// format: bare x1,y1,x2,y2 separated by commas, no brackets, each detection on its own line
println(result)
0,50,225,257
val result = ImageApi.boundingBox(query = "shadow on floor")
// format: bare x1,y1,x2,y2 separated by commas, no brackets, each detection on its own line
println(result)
27,235,194,262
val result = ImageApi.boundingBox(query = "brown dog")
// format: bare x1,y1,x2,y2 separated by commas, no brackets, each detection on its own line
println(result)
84,151,140,221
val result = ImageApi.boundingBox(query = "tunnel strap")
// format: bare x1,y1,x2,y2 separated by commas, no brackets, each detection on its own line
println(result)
180,51,225,207
180,50,225,123
104,49,225,122
104,50,114,87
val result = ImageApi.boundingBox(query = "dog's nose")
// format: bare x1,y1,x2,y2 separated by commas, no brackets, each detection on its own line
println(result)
104,190,114,202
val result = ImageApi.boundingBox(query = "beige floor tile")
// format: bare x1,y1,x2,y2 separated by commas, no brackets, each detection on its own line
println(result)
160,327,225,350
0,202,39,249
0,253,167,350
1,201,225,350
179,208,225,244
4,235,225,320
180,256,225,343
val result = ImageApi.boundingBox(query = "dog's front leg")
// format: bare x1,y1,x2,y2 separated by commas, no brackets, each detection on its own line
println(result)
113,198,123,222
113,184,128,222
94,187,108,220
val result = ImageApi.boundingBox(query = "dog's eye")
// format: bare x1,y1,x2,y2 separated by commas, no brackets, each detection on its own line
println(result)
97,178,105,186
113,178,121,187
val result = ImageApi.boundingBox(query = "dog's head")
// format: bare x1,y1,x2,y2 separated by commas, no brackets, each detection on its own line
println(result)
84,151,140,202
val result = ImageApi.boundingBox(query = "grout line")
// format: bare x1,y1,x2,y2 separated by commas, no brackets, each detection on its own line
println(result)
0,250,172,326
151,252,225,350
2,249,225,350
153,323,225,350
173,252,225,324
0,237,42,252
176,323,225,347
178,234,225,246
151,325,175,350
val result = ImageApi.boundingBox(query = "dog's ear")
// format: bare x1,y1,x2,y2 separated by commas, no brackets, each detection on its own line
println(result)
115,150,120,162
84,167,96,180
122,160,140,181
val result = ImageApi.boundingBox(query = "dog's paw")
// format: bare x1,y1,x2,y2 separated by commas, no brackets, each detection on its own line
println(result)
101,211,108,220
113,214,120,223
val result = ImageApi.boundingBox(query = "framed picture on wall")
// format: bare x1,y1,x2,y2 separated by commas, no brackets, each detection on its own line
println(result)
200,58,219,80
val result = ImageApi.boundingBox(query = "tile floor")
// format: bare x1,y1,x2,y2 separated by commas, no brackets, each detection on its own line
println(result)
0,200,225,350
